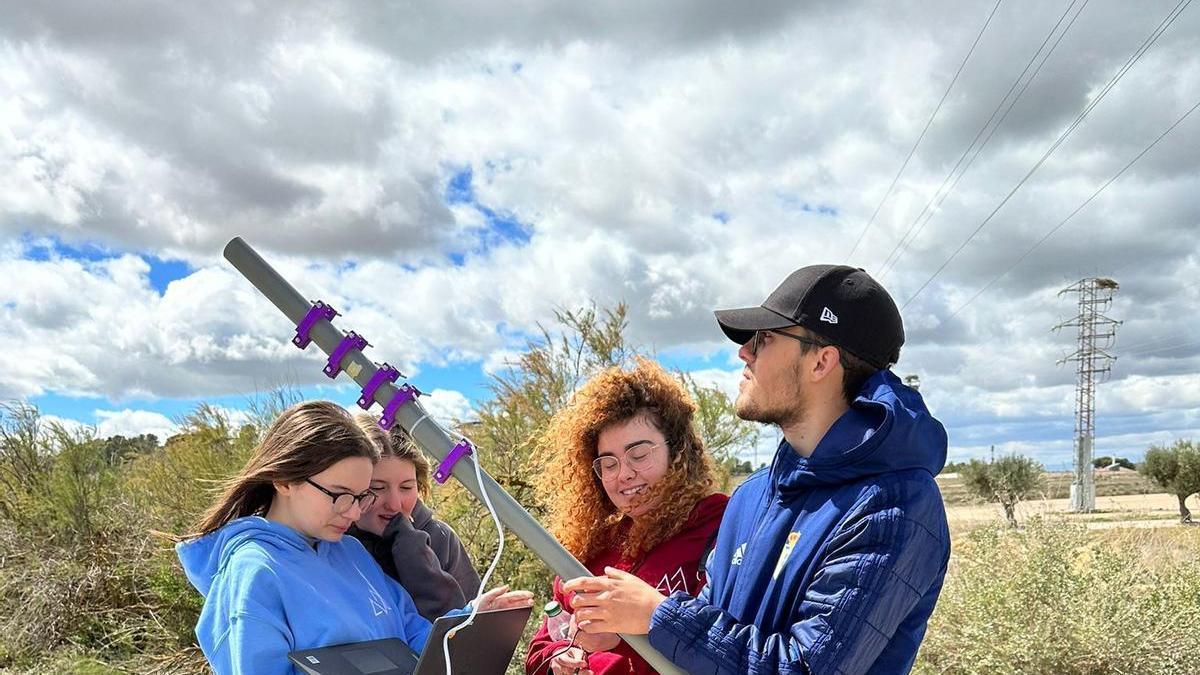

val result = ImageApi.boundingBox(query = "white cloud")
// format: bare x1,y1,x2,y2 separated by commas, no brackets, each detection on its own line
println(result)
94,408,177,440
0,1,1197,470
685,367,742,402
39,414,91,438
419,389,476,428
481,349,524,376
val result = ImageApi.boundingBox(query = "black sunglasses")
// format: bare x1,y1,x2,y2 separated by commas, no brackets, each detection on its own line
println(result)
747,329,830,356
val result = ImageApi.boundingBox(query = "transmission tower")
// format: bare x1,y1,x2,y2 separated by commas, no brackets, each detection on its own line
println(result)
1053,278,1121,513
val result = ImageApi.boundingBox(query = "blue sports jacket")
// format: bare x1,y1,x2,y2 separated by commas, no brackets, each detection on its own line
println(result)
648,370,950,675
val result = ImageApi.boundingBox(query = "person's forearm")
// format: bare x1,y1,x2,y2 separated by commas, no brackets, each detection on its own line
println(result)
648,593,813,675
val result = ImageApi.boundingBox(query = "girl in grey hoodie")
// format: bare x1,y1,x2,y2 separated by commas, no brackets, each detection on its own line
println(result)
348,413,481,621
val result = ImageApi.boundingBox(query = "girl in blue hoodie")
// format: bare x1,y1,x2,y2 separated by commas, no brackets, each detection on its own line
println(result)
176,400,530,675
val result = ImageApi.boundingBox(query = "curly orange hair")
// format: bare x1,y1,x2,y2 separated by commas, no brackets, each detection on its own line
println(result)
535,357,716,563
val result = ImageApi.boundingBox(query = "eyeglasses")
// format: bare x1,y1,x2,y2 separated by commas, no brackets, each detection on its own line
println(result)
592,442,665,480
747,329,830,357
305,478,378,514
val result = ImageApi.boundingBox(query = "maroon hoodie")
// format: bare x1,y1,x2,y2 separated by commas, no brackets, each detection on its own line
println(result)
525,493,729,675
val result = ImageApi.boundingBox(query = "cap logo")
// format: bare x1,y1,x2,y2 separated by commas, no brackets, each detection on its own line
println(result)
820,307,839,324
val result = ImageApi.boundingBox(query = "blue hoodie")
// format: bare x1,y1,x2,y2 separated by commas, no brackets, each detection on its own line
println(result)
647,370,950,675
177,516,434,675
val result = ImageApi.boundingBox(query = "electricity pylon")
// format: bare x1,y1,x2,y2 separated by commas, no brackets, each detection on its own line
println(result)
1053,277,1121,513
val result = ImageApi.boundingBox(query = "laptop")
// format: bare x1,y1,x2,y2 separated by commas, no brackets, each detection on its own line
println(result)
288,605,533,675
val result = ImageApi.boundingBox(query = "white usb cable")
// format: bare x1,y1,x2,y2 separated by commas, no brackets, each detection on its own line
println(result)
440,428,505,675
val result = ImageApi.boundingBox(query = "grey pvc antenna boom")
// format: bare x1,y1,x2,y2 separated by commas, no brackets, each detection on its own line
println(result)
221,237,684,675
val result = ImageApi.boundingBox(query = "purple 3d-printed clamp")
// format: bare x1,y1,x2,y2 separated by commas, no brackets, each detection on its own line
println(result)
357,363,401,409
293,301,338,349
435,440,473,484
378,383,421,430
323,331,369,378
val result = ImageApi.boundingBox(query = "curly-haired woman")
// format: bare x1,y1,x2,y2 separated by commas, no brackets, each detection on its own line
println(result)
524,358,729,675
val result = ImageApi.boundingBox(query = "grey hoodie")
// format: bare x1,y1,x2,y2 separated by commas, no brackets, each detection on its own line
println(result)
349,499,482,621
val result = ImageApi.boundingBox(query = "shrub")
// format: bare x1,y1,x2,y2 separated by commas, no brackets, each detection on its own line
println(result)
0,403,251,673
0,514,203,673
1093,456,1135,471
0,401,56,534
681,372,760,492
1139,439,1200,523
122,405,257,535
960,455,1044,526
915,518,1200,674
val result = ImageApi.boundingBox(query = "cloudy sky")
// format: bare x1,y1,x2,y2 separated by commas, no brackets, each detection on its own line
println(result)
2,0,1197,469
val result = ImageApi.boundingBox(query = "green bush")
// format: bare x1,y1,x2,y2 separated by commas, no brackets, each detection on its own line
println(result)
960,455,1044,526
0,509,207,673
0,402,250,673
122,405,258,536
0,402,59,536
1139,439,1200,523
915,518,1200,674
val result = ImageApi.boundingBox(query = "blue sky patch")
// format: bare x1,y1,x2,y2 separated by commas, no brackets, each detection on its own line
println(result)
144,256,193,294
414,359,493,403
657,348,734,375
30,392,113,421
777,194,838,217
443,166,533,264
22,233,112,263
20,233,192,295
445,167,475,204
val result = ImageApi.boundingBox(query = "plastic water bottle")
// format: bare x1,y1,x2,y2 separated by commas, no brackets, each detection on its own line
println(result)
544,600,573,641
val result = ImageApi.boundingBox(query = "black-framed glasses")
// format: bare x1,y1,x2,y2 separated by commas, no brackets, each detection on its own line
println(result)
592,442,666,481
747,329,830,357
305,478,378,515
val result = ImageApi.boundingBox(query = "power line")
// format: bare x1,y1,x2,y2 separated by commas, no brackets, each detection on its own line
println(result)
843,0,1004,263
900,0,1194,310
943,96,1200,321
1116,331,1194,353
877,0,1090,280
1122,337,1200,357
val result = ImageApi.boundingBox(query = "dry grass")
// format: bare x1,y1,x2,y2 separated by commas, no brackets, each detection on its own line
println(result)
915,518,1200,675
0,515,207,675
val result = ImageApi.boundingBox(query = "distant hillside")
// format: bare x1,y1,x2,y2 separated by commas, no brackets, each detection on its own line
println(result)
936,467,1161,505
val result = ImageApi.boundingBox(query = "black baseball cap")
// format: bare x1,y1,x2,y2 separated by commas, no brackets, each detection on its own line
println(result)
714,264,904,369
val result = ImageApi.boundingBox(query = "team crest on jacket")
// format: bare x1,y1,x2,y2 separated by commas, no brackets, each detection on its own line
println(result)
772,531,801,580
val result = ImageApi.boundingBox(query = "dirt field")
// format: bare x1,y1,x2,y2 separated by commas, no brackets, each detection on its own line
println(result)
729,468,1197,534
936,467,1162,505
944,491,1199,534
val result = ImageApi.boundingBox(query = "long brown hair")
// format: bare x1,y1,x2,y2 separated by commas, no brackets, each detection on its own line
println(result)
534,357,715,563
353,412,433,499
189,401,378,537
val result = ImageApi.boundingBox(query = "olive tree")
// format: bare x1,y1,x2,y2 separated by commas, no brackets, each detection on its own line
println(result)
1139,439,1200,524
960,455,1044,527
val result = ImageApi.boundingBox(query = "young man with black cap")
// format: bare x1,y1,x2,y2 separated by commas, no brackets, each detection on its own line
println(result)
564,265,950,675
